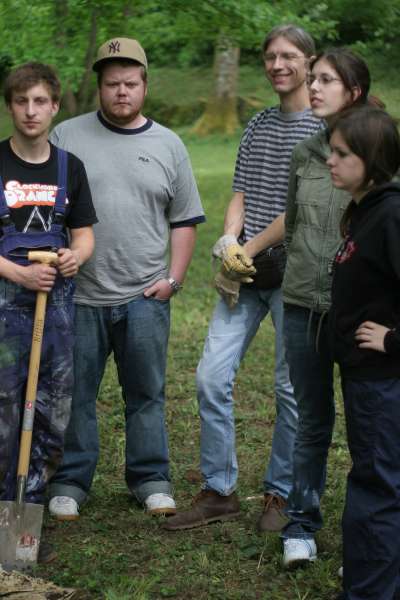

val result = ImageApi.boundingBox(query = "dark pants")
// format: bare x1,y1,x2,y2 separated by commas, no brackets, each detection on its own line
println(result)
0,278,74,504
341,378,400,600
282,305,335,539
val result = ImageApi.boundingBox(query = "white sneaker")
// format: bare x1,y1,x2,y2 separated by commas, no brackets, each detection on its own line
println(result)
49,496,79,521
338,566,343,578
283,538,317,568
144,493,176,515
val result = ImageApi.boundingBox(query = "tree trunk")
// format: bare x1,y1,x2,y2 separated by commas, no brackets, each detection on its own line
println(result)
54,0,77,116
76,7,98,114
62,88,77,115
192,35,240,136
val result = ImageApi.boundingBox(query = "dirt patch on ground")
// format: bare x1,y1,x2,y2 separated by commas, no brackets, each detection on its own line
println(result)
0,567,79,599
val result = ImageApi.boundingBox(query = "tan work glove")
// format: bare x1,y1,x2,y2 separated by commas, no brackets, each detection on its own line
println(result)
214,268,241,309
212,234,256,280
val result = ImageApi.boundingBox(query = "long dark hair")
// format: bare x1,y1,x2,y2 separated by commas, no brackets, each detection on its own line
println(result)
331,106,400,236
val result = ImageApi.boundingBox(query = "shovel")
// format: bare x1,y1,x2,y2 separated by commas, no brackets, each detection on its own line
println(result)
0,250,58,571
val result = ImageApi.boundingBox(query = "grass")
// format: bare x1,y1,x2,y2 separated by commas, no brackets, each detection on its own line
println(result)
3,60,400,598
28,132,352,600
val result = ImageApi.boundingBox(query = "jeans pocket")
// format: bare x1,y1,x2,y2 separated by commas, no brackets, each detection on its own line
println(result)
147,296,170,304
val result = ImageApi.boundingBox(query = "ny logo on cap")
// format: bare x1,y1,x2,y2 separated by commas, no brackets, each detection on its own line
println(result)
108,41,121,54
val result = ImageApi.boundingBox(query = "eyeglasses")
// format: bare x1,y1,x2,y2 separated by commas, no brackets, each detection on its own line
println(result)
307,74,342,87
264,52,305,64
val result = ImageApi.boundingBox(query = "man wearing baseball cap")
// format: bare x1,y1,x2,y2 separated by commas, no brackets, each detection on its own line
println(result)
48,37,205,518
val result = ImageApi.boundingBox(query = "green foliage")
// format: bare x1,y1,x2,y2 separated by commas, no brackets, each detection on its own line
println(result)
143,0,339,63
0,0,397,120
324,0,400,46
0,0,398,76
0,0,339,78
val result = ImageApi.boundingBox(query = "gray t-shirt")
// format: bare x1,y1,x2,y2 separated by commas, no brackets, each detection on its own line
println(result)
51,112,204,306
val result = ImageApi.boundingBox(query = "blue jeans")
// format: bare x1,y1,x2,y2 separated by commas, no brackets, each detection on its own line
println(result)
341,378,400,600
197,285,297,497
281,304,335,539
0,278,74,504
49,296,172,504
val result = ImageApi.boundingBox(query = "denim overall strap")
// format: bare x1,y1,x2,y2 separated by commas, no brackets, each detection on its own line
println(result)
54,148,68,215
0,173,16,234
0,173,7,216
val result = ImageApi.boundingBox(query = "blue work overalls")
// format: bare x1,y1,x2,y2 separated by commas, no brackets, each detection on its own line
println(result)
0,149,75,503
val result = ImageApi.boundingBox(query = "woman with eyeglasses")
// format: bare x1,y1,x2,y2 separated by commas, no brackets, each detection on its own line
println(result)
280,48,380,567
328,106,400,600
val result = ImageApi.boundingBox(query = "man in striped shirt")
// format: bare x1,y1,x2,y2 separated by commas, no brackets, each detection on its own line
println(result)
164,24,322,532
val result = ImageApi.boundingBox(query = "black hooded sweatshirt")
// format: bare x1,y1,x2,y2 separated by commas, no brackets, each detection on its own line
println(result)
331,182,400,380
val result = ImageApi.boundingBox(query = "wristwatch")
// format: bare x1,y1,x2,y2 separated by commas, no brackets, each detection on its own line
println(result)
167,276,182,294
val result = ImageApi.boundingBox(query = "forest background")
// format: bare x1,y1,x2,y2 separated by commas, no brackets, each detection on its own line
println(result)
0,0,399,132
0,1,399,599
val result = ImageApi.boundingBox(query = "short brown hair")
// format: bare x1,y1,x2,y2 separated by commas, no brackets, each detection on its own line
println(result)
96,59,147,88
4,62,61,105
262,24,316,58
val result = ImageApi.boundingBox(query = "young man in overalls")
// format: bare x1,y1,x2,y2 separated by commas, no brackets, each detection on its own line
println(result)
0,62,96,561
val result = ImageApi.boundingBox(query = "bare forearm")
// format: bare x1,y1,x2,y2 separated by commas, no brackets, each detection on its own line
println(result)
69,226,95,266
0,255,23,284
170,226,197,282
224,192,245,237
243,213,285,258
0,256,57,292
58,227,95,278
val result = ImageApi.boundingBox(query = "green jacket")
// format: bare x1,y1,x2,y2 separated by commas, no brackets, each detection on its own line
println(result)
282,129,351,313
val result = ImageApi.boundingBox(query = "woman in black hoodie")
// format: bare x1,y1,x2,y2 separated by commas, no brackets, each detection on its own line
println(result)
328,106,400,600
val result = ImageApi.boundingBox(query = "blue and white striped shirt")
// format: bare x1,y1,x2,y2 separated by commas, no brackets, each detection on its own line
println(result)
233,106,322,241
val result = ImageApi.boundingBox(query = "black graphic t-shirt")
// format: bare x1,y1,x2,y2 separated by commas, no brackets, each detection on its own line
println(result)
0,139,97,235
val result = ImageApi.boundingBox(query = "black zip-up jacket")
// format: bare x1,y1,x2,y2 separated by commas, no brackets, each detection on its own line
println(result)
331,183,400,380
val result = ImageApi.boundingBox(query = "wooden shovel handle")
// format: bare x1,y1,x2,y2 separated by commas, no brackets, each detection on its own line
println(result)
28,250,58,265
17,251,59,478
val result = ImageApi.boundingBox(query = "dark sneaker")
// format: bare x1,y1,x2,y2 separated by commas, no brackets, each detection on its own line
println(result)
38,540,57,564
162,489,240,531
258,493,288,532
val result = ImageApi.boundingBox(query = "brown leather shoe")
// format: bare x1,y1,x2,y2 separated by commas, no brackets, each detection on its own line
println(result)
257,493,288,532
162,490,240,531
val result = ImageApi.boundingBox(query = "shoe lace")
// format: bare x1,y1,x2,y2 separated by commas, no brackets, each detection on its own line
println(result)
57,496,75,506
263,493,285,512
